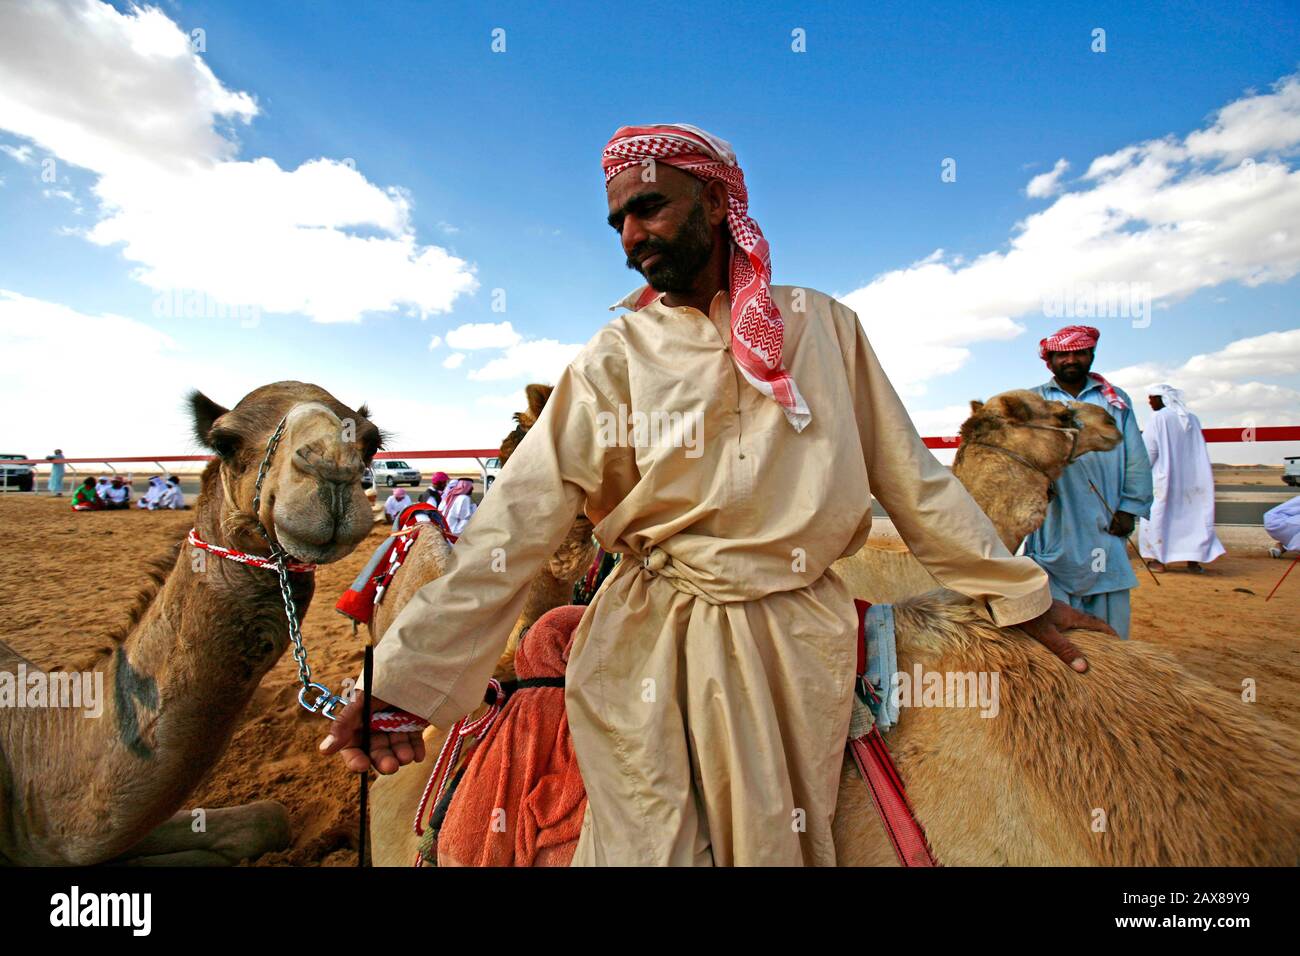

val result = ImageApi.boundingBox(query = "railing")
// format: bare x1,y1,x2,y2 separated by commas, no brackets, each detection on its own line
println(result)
5,427,1299,470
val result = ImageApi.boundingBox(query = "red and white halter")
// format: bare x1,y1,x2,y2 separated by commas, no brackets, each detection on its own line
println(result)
186,527,317,573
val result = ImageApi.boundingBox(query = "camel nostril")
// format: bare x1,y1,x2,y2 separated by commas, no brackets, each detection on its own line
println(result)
294,443,363,485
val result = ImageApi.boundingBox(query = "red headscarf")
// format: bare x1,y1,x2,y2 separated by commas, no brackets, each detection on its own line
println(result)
602,123,811,432
1038,324,1128,410
439,478,474,515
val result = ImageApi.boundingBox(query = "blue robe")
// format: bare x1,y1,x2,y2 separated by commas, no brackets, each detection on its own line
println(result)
47,456,66,494
1022,378,1153,638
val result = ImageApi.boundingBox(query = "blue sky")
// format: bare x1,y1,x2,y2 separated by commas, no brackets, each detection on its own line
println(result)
1,0,1298,464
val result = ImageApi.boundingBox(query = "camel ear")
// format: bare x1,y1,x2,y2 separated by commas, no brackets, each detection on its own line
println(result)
188,390,232,454
996,393,1034,423
969,400,984,415
356,402,370,420
525,383,553,420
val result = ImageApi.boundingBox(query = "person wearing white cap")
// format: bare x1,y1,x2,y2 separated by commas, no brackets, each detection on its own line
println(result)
1138,384,1224,573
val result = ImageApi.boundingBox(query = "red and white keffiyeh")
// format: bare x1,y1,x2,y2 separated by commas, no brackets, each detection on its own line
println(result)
602,123,811,432
1038,324,1128,410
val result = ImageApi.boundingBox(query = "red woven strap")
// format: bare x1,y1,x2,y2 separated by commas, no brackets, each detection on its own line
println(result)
848,731,938,867
849,596,938,867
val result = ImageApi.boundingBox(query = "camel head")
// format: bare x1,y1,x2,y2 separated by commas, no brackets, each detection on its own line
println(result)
189,381,384,564
962,389,1121,473
500,383,596,579
956,390,1123,549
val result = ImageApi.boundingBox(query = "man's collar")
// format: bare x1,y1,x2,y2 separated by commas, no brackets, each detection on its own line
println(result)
609,284,663,312
608,285,731,316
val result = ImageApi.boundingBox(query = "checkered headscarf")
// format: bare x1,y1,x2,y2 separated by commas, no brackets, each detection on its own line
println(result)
602,123,811,432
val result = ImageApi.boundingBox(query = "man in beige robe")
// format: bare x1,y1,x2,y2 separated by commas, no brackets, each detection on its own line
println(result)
323,123,1105,866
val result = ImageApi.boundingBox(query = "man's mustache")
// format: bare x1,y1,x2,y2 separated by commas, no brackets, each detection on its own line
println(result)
627,239,671,270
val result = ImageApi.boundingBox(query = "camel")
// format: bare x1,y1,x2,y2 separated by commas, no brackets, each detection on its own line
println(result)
830,391,1126,603
369,388,1300,866
0,382,382,866
368,384,597,865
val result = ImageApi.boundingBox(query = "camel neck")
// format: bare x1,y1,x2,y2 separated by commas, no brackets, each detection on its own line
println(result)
953,445,1053,553
0,476,312,865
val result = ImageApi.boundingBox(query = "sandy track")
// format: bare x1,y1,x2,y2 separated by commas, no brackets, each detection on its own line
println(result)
1,495,1296,865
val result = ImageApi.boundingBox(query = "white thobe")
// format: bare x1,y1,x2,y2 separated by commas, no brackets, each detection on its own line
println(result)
1138,406,1225,564
1264,495,1300,552
444,495,476,535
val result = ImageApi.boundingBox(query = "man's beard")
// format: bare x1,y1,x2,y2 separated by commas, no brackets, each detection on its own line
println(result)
626,201,716,293
1054,359,1090,385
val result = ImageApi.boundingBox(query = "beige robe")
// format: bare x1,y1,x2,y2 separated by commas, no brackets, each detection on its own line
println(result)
372,284,1052,866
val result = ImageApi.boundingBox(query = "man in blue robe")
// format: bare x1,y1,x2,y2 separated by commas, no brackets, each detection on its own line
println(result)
1023,325,1153,638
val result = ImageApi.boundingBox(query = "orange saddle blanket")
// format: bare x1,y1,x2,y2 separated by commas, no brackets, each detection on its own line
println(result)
436,604,588,867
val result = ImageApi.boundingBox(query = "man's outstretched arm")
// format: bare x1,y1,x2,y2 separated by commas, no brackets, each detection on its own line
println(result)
322,350,629,771
834,300,1107,670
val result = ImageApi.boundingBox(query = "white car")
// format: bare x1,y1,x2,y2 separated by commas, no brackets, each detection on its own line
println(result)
0,454,34,492
484,456,501,490
371,459,422,487
1284,456,1300,488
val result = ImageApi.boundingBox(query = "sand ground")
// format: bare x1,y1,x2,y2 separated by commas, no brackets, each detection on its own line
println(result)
1,495,1296,865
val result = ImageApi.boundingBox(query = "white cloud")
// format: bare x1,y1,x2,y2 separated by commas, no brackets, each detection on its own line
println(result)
475,390,528,411
1185,75,1300,164
1107,327,1300,427
843,72,1300,397
0,288,533,464
1,143,34,164
1026,158,1069,198
0,288,260,454
467,338,583,383
0,0,476,324
445,320,522,350
427,334,442,350
443,352,465,369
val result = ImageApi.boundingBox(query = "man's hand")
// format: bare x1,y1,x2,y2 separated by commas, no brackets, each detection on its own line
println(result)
318,694,426,774
1108,510,1136,537
1017,599,1118,673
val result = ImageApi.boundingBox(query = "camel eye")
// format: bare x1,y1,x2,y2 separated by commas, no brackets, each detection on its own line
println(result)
208,429,239,460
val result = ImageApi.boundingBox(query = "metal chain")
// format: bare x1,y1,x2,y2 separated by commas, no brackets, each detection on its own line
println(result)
251,415,348,720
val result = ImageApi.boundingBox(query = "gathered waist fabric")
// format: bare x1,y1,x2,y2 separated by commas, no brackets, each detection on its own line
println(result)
621,543,846,607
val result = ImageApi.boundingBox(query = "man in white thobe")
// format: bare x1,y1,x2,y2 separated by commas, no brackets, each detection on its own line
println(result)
1138,384,1224,573
383,487,412,524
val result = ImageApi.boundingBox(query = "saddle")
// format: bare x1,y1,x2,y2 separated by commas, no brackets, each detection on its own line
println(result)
418,598,936,867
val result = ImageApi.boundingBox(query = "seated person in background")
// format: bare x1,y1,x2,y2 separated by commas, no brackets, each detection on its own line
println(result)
137,475,166,509
159,475,187,510
420,471,449,507
439,477,477,535
1264,495,1300,559
102,475,131,510
384,486,412,524
72,477,102,511
95,476,111,500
